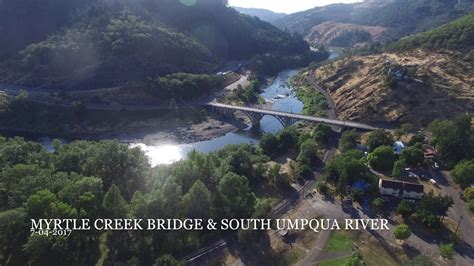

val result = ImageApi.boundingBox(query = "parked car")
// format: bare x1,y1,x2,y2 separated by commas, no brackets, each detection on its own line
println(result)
429,179,438,186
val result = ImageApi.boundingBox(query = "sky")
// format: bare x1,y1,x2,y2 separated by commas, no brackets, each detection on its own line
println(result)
229,0,361,14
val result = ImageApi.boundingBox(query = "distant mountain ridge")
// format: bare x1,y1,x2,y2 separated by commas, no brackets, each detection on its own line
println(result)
232,7,286,23
275,0,474,44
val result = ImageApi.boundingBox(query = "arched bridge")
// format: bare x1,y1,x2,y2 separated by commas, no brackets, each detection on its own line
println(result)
206,102,381,131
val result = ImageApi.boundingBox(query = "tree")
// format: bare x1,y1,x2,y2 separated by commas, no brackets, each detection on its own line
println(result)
277,127,299,152
396,200,414,219
102,185,128,218
295,164,313,180
252,198,272,219
464,187,474,201
366,130,393,151
218,173,256,218
400,146,424,167
340,130,359,152
392,159,407,178
297,140,320,166
260,134,279,157
451,160,474,189
393,224,411,242
439,243,455,260
346,251,363,266
372,198,385,210
313,124,333,143
428,116,473,168
181,180,211,219
25,190,57,218
154,254,184,266
368,146,398,172
416,192,453,228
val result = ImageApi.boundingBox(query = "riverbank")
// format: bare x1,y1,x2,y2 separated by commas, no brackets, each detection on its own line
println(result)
0,108,239,145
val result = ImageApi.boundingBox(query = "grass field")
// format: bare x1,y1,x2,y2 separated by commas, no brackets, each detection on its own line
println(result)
322,231,353,253
315,256,351,266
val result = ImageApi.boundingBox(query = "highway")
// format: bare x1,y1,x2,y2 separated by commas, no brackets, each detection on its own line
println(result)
207,102,382,131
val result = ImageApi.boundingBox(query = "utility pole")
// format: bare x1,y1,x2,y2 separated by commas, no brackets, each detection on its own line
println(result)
453,215,463,239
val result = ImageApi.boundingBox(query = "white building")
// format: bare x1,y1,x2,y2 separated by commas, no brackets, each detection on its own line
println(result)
379,179,424,199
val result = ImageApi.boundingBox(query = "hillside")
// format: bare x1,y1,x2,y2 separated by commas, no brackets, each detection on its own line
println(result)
0,0,310,90
233,7,286,23
275,0,474,45
309,51,473,126
306,22,388,47
390,12,474,52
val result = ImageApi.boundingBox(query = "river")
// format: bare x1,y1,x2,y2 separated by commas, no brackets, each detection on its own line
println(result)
8,50,340,166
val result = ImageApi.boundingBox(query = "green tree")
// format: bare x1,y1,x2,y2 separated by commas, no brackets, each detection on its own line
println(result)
154,254,184,266
428,115,473,168
416,192,453,228
464,187,474,201
260,134,280,157
346,251,364,266
366,130,393,151
181,180,211,219
102,185,128,218
393,224,411,242
252,198,272,219
368,146,398,172
297,140,319,166
25,189,57,218
312,124,333,144
295,164,313,180
277,127,299,152
451,160,474,189
372,197,385,210
439,243,455,260
392,159,407,178
340,130,359,152
400,146,424,167
396,200,414,219
218,173,256,218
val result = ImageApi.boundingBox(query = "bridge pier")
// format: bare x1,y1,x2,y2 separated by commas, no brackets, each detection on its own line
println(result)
244,111,264,129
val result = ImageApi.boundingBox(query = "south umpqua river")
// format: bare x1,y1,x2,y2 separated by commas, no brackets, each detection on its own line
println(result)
17,50,340,166
131,69,304,166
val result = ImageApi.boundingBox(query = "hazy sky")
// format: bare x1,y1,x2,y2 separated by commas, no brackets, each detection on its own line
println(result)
229,0,361,14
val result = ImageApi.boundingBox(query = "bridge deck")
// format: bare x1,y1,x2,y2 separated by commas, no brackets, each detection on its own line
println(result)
207,103,380,131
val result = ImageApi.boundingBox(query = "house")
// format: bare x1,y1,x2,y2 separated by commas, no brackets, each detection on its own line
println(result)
379,179,424,199
423,144,437,160
379,179,403,197
402,182,424,199
393,141,406,155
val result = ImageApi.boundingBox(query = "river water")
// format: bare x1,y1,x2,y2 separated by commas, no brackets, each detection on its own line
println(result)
132,69,304,166
8,50,340,166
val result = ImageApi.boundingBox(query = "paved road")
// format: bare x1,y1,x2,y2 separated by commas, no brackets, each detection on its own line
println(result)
207,102,382,131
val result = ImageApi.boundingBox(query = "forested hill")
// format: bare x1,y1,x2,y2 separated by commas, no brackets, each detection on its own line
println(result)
275,0,474,39
0,0,310,90
389,12,474,52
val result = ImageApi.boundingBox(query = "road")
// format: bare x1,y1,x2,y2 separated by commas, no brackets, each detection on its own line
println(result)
431,168,474,246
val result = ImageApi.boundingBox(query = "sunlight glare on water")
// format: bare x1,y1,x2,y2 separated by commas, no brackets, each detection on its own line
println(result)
130,143,188,166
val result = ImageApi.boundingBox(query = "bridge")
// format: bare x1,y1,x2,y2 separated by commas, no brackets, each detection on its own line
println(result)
206,102,381,131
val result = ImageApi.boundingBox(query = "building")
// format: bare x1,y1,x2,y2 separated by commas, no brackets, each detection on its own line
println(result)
402,182,424,199
393,141,406,155
379,179,403,197
379,179,424,199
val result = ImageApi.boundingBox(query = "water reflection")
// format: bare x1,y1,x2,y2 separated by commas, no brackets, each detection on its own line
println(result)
135,69,305,166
